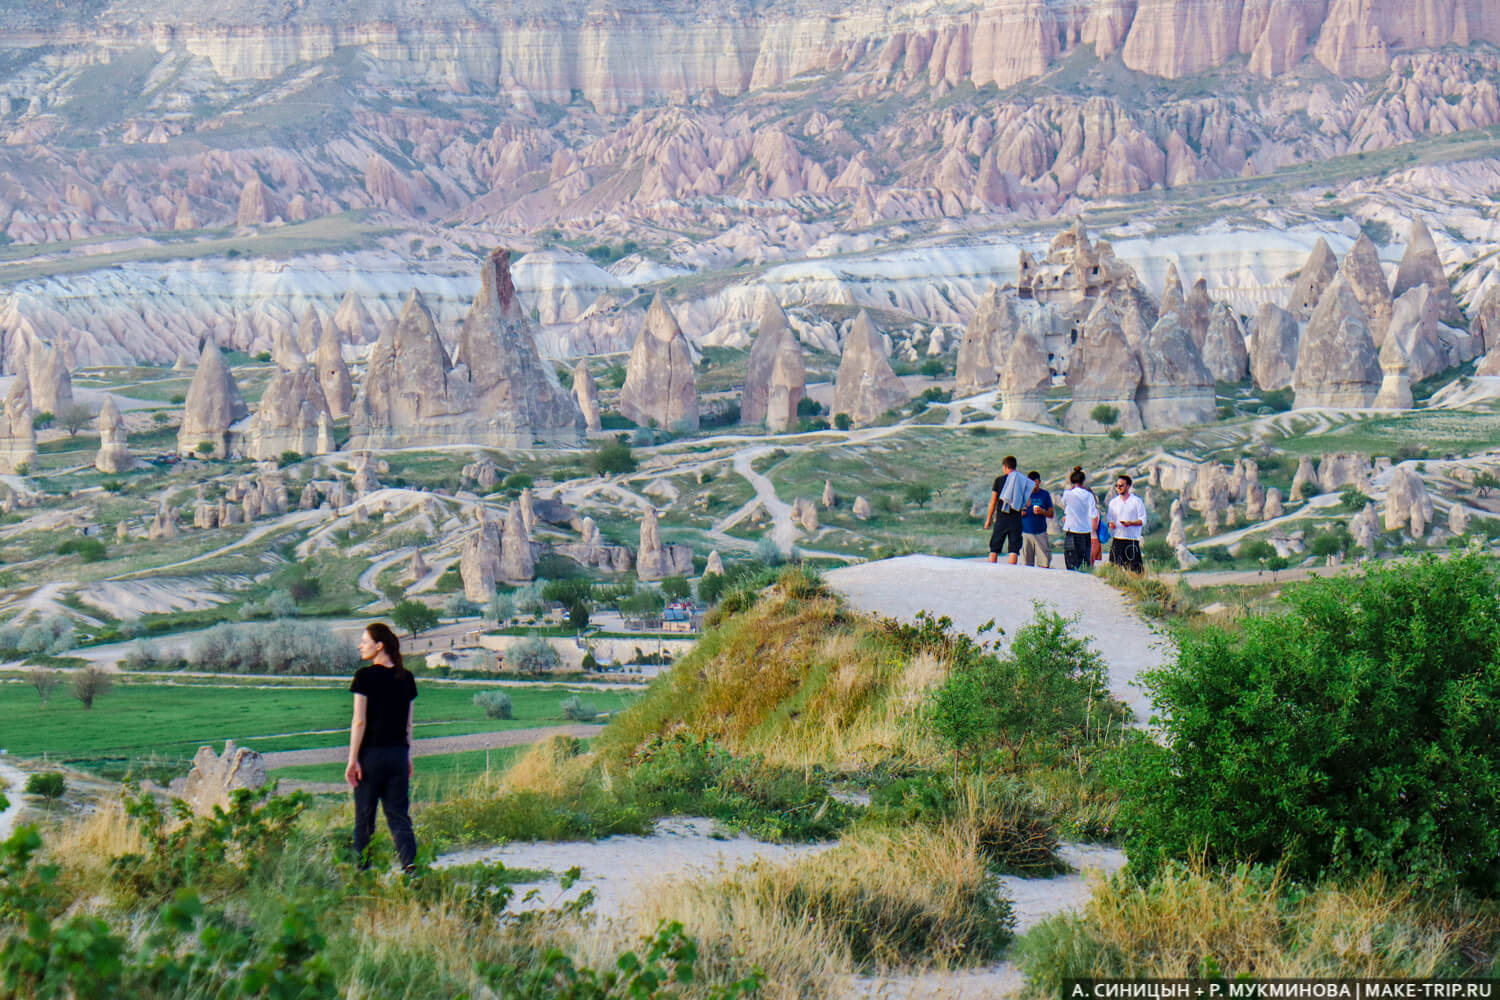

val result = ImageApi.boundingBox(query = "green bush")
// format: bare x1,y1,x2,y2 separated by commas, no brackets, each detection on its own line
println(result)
24,772,65,801
473,690,513,720
507,635,561,673
55,536,107,562
560,695,595,721
1117,556,1500,892
588,437,637,476
391,599,439,637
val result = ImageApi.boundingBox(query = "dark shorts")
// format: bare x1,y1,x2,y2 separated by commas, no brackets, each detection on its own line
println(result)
990,512,1023,554
1111,536,1144,573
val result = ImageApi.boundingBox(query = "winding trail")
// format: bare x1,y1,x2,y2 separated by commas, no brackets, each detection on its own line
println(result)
732,447,798,554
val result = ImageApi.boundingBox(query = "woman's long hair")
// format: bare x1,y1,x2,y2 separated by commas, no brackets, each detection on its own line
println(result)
365,622,405,673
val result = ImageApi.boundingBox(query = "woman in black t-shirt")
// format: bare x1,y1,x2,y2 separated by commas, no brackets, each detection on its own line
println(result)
346,622,419,872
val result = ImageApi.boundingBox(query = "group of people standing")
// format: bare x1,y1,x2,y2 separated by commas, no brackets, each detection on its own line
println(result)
983,457,1146,573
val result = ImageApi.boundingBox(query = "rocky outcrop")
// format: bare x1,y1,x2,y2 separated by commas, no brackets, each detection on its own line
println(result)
954,286,1013,396
175,741,266,817
1136,312,1216,429
316,318,352,420
743,297,804,426
1287,237,1338,321
1372,330,1413,410
0,373,36,474
555,516,635,574
1249,303,1301,391
620,295,699,432
332,290,380,345
94,394,132,473
500,504,535,583
1391,217,1461,325
1384,465,1433,536
636,506,692,581
1384,285,1444,383
999,324,1054,424
245,364,332,461
705,550,724,575
853,495,872,519
1318,452,1372,491
296,309,324,360
833,311,909,427
765,343,806,433
1065,305,1143,433
148,500,180,540
27,338,72,417
1350,502,1379,554
460,511,503,601
821,480,836,509
1290,455,1320,501
1183,278,1212,351
1450,502,1470,536
1338,233,1393,344
572,361,602,432
1264,488,1284,519
1472,285,1500,356
178,341,249,459
1202,303,1249,383
1293,275,1380,409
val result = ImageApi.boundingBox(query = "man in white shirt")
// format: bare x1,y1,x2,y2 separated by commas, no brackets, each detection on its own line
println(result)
1106,473,1147,573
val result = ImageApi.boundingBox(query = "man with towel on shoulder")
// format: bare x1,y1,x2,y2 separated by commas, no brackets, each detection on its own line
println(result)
983,455,1031,565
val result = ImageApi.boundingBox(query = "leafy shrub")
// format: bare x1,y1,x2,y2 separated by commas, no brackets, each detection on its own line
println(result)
24,772,65,801
443,595,481,618
588,437,637,476
1089,403,1119,427
560,695,595,722
182,621,359,675
1117,555,1500,892
1237,538,1276,562
19,615,74,655
1141,538,1174,566
833,413,852,430
1260,387,1294,412
473,690,513,719
55,537,107,562
1339,486,1372,511
391,599,439,636
507,635,561,674
71,666,112,709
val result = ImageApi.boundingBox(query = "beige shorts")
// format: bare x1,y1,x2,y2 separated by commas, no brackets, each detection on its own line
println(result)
1021,532,1051,567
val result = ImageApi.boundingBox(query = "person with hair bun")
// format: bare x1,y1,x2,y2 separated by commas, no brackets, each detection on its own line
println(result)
1061,467,1099,572
347,621,419,872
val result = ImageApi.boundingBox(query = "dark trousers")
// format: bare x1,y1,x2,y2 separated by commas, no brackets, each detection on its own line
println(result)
353,745,417,869
1111,537,1144,574
1064,532,1092,571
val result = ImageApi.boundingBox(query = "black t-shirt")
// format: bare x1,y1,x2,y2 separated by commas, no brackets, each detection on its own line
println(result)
351,665,418,750
992,473,1021,517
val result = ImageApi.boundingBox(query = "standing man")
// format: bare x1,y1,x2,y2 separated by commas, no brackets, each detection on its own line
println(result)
1107,473,1147,573
1061,467,1098,571
983,455,1028,564
1020,471,1054,568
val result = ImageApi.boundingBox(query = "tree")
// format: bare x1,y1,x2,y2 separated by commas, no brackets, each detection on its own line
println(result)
58,403,93,437
485,593,515,623
502,473,533,492
473,690,513,719
1089,403,1119,429
1119,555,1500,892
903,483,934,509
696,572,728,605
507,635,561,673
24,772,65,803
660,575,692,601
920,359,945,378
380,581,405,605
72,666,112,709
28,668,60,705
567,600,590,631
32,411,53,430
391,599,439,638
588,437,637,477
1474,472,1500,498
833,413,853,431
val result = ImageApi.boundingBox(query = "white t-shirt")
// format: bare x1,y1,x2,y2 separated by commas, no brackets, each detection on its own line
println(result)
1061,486,1098,535
1108,492,1148,540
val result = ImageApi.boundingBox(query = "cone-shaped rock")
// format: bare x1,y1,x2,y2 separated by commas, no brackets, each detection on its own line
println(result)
272,322,306,370
1249,303,1301,391
296,308,324,359
1290,455,1320,502
27,338,72,417
455,248,583,445
349,291,466,448
833,311,908,427
178,340,249,458
1384,465,1433,536
620,295,699,432
765,341,806,433
743,297,802,425
853,495,872,520
954,286,1014,396
0,372,36,474
1287,237,1337,321
246,364,333,460
1372,329,1413,410
572,361,601,432
1392,218,1462,326
500,504,535,583
999,325,1053,423
1339,233,1393,344
1160,263,1185,318
1136,312,1216,429
332,290,380,345
1183,278,1212,350
1293,275,1380,409
1472,284,1500,356
705,550,724,576
1064,305,1143,433
1385,285,1444,382
94,394,132,473
460,513,503,601
316,318,352,419
636,505,693,581
1202,303,1249,383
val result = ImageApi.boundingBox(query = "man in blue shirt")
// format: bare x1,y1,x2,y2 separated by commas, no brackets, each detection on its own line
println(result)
1020,471,1054,569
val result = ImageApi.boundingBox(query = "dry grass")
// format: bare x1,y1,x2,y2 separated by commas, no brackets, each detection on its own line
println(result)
46,800,149,895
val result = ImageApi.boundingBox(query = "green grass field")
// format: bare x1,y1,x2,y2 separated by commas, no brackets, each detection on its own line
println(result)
270,744,533,801
5,679,633,780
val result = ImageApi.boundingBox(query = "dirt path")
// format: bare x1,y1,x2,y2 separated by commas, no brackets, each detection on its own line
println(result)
0,761,25,840
823,554,1168,722
259,723,604,769
109,510,327,581
732,447,798,554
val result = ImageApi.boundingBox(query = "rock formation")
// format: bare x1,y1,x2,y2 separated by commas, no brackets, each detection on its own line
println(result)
1338,233,1393,344
1318,452,1373,491
764,339,806,434
1290,456,1320,501
1249,303,1301,391
1384,465,1433,536
0,373,36,474
1287,237,1338,321
1065,305,1143,433
94,395,132,473
1384,285,1446,382
1166,497,1186,547
620,295,699,432
743,297,805,426
572,361,602,433
998,325,1053,424
853,496,872,520
176,741,267,817
500,504,535,583
27,338,72,417
1202,303,1249,383
1183,278,1212,350
350,250,582,449
954,286,1013,395
833,311,909,427
1136,312,1216,429
245,364,332,461
148,500,179,540
1350,502,1380,554
1292,275,1380,409
406,549,428,586
821,480,836,509
705,550,724,575
1391,217,1462,325
296,308,325,359
332,290,380,345
1449,502,1471,537
1159,264,1185,318
637,506,692,581
793,497,819,533
299,482,319,510
519,487,537,533
316,318,352,420
460,511,503,601
1372,329,1413,410
1473,284,1500,356
1264,488,1284,519
178,340,249,459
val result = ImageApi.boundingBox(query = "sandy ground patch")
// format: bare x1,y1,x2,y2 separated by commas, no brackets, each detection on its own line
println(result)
0,760,25,841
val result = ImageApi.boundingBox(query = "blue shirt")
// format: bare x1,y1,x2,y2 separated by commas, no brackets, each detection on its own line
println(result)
1021,488,1052,534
